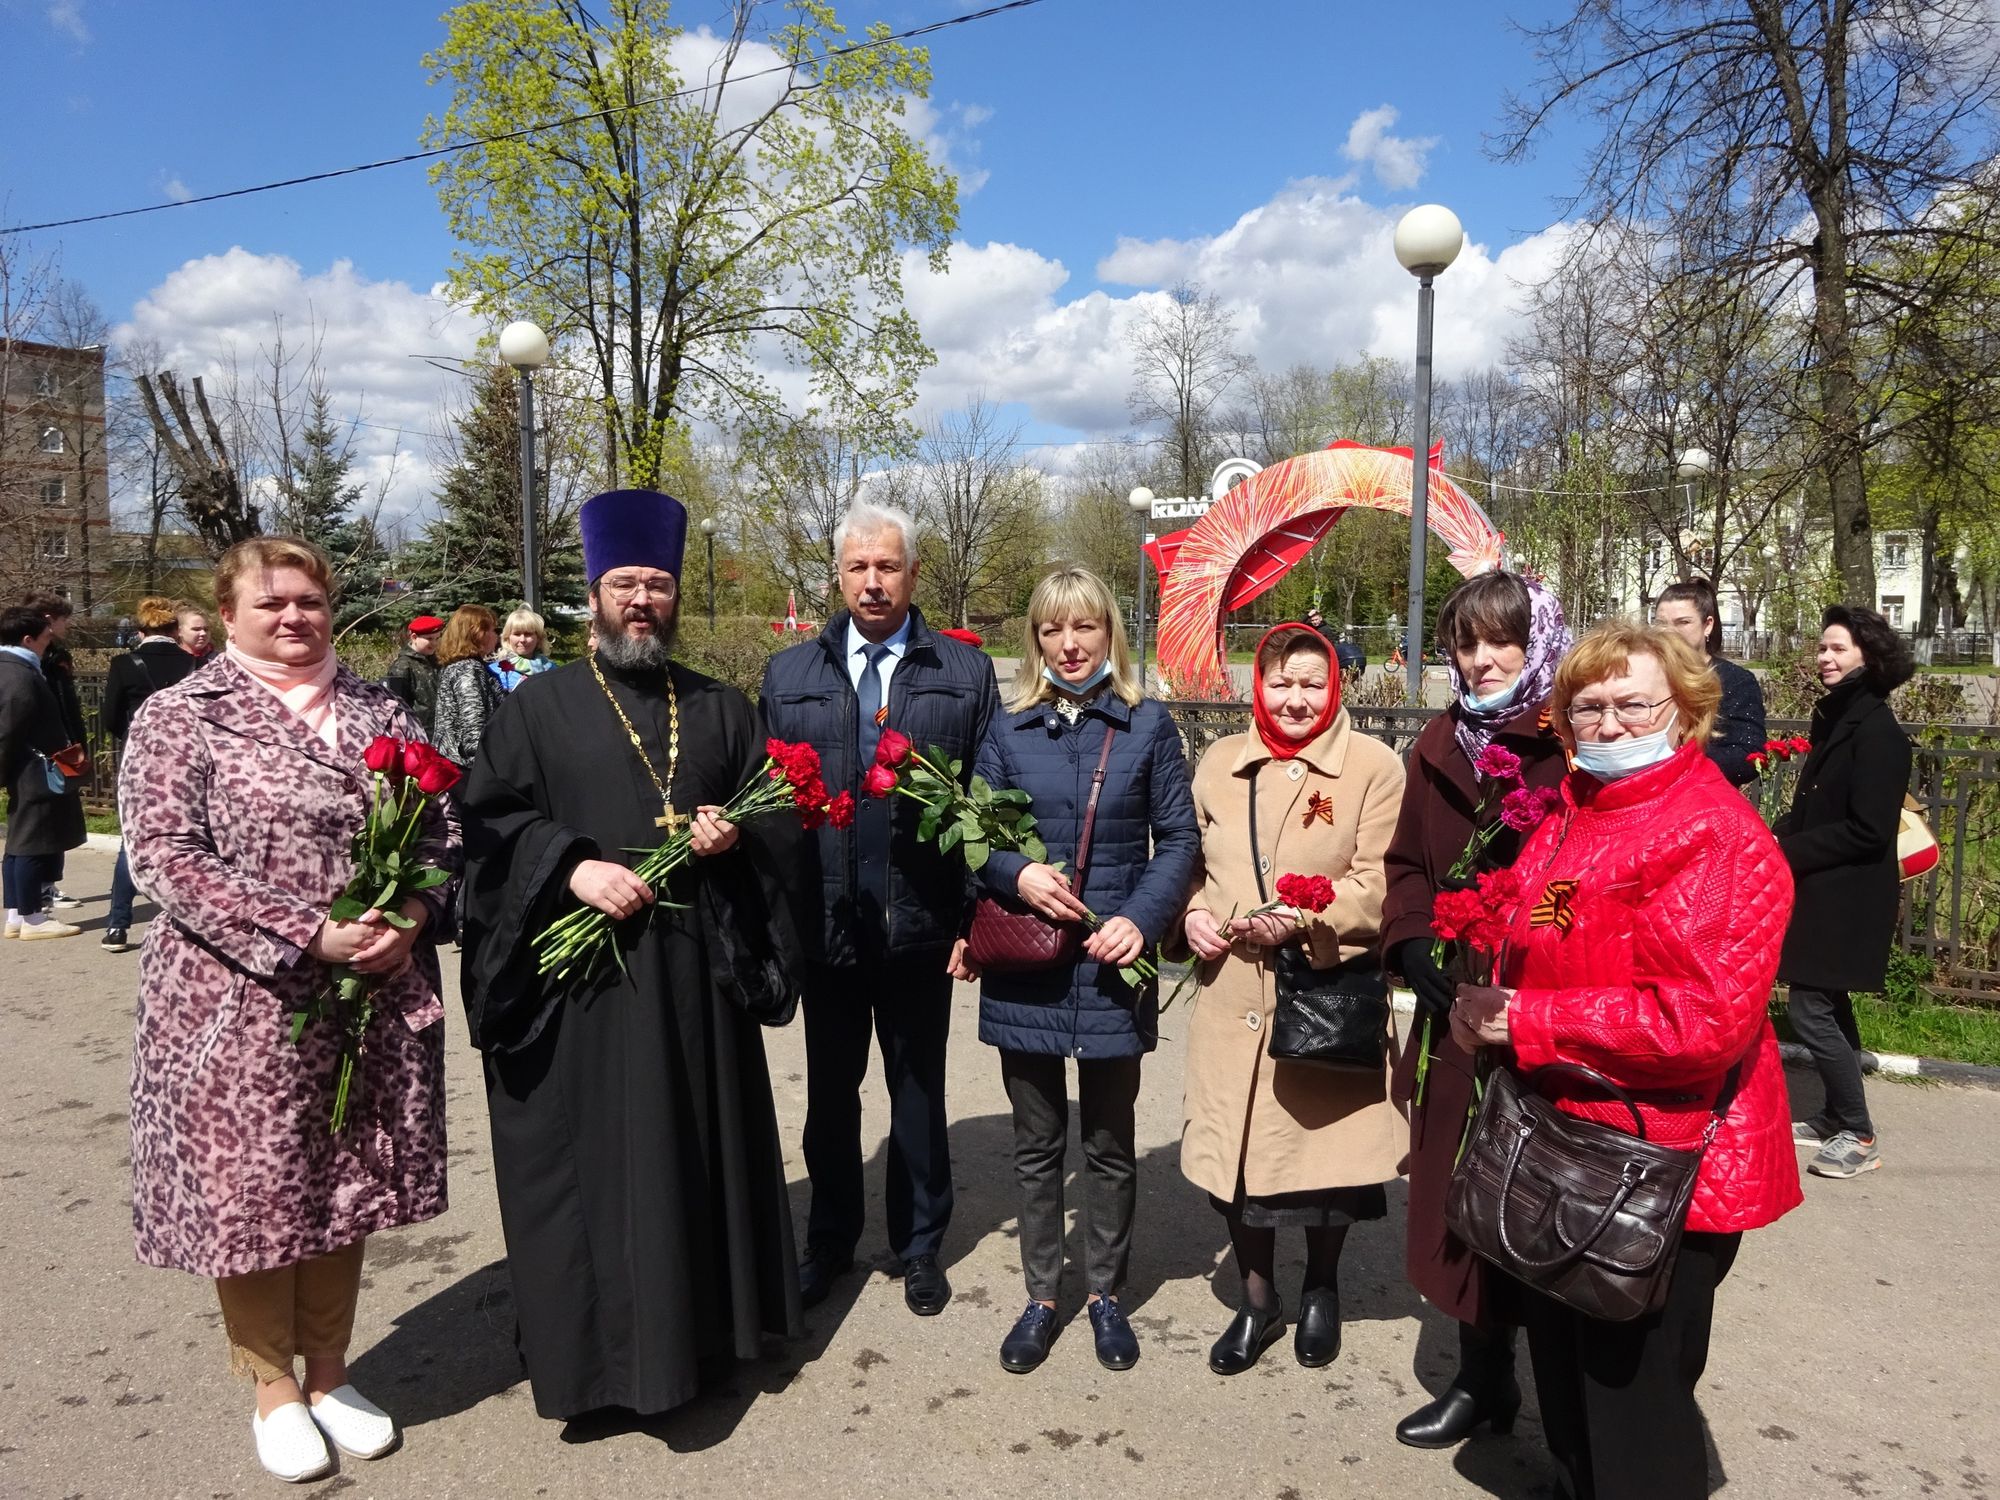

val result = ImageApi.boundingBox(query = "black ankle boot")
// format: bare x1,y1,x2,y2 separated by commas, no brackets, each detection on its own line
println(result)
1207,1301,1285,1376
1293,1286,1341,1368
1395,1323,1522,1449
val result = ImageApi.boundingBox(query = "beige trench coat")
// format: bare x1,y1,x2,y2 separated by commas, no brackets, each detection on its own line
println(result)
1179,712,1407,1200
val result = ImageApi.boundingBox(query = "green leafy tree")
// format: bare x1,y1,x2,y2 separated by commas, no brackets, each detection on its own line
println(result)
403,364,586,612
424,0,958,488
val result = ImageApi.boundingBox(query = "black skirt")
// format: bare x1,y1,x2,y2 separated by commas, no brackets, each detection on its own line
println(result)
1209,1183,1389,1230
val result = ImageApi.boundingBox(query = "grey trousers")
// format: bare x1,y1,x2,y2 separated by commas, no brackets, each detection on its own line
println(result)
999,1050,1142,1302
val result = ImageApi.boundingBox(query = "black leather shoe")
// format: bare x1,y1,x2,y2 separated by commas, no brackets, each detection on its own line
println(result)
1087,1296,1139,1370
1394,1377,1523,1448
1207,1302,1284,1375
901,1254,951,1316
797,1247,853,1310
1293,1286,1341,1368
999,1301,1059,1373
99,927,129,953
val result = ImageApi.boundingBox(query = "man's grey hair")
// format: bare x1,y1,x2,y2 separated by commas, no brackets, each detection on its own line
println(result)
833,499,918,563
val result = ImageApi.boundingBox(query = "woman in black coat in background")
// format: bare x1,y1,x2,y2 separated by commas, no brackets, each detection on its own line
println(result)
1775,604,1915,1181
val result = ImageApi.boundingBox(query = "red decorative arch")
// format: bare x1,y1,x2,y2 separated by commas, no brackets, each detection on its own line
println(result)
1154,442,1505,698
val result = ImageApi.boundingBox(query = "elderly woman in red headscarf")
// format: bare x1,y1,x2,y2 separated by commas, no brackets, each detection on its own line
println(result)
1177,623,1407,1378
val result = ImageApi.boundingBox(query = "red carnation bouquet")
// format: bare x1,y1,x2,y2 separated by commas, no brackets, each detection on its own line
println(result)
1162,870,1337,1012
533,738,846,983
1410,743,1558,1101
1745,735,1811,776
867,726,1160,989
290,735,460,1133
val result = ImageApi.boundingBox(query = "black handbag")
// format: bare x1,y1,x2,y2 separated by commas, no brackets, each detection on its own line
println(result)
1444,1059,1744,1323
1247,765,1389,1071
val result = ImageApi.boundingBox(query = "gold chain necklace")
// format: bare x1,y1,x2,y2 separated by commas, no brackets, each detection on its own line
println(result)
589,652,683,831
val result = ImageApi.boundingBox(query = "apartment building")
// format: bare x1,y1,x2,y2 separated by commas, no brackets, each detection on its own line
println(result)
0,339,110,611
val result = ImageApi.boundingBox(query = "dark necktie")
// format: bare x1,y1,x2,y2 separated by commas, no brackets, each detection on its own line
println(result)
856,642,890,767
854,642,894,912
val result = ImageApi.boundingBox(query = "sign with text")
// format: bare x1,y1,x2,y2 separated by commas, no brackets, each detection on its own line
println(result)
1148,495,1212,521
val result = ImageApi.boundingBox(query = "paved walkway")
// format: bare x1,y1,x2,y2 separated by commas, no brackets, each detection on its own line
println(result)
3,847,1996,1498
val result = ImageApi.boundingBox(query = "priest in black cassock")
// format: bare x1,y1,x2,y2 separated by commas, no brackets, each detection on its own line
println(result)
459,488,803,1422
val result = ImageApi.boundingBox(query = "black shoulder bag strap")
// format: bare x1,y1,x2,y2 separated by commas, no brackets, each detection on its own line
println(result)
1246,762,1269,904
1069,723,1117,904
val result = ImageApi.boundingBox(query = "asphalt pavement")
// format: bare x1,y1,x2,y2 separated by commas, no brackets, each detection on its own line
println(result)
2,846,1996,1499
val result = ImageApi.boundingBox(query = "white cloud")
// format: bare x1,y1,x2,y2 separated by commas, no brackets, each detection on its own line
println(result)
46,0,87,43
160,175,192,204
1342,105,1438,191
905,179,1574,441
117,250,478,524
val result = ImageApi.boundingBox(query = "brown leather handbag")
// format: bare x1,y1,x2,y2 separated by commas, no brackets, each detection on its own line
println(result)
964,725,1115,974
1444,1059,1743,1323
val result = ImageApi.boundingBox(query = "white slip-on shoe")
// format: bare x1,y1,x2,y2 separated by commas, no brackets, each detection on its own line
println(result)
16,919,81,941
252,1402,335,1483
309,1384,398,1459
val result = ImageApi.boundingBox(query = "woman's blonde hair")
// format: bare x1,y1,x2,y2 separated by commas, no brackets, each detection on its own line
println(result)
502,607,546,650
134,596,178,632
213,536,334,613
1550,620,1722,749
1007,565,1142,713
437,604,498,667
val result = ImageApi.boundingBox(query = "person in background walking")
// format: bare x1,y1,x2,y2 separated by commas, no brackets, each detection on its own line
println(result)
1381,569,1571,1450
1178,623,1406,1378
1775,604,1916,1180
491,608,555,691
99,597,198,952
1451,620,1799,1500
382,614,444,735
951,565,1198,1374
431,606,504,768
1654,577,1767,787
760,499,1000,1320
20,591,86,912
1,605,87,940
122,536,455,1483
176,606,213,662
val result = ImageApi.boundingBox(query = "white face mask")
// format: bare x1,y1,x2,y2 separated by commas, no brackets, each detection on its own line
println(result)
1461,674,1523,715
1044,659,1111,697
1572,712,1679,781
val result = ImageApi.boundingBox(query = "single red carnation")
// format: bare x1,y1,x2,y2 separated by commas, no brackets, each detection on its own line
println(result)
827,791,856,830
1789,736,1811,755
1430,887,1485,943
1473,744,1524,783
938,627,984,648
1275,872,1336,912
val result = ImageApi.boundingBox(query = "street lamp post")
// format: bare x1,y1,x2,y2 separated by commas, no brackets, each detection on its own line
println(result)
699,516,717,629
1393,205,1465,702
498,320,550,612
1127,486,1154,690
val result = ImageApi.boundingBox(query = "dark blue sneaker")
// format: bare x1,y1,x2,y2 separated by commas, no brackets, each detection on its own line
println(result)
999,1301,1059,1373
1088,1296,1139,1370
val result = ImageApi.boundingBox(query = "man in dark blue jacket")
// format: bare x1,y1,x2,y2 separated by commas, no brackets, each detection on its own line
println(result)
1656,579,1767,786
760,501,999,1317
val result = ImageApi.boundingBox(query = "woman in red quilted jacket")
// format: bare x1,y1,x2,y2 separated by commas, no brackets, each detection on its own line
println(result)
1451,621,1801,1500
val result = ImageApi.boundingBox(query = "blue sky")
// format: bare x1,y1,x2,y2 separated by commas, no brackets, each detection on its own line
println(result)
2,0,1590,512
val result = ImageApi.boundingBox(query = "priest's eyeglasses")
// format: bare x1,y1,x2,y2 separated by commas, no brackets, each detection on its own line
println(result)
1566,697,1673,727
600,575,676,601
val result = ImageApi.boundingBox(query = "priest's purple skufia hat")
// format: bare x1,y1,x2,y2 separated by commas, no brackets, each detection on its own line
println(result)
580,489,688,583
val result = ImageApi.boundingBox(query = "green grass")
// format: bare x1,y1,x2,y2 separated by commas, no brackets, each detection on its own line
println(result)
1774,994,2000,1069
85,811,120,836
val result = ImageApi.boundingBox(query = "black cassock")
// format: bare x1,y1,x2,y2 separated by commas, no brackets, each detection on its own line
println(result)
459,657,803,1420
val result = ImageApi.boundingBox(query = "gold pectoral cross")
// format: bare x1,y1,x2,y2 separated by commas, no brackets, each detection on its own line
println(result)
656,804,688,832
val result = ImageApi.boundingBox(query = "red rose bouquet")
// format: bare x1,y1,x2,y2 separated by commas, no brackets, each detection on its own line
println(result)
868,727,1158,989
289,735,460,1133
532,738,839,983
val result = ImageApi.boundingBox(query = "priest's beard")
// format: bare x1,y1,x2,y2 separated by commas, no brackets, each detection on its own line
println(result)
591,594,678,672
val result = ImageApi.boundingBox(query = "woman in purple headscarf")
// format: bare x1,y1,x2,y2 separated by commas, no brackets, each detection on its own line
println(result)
1378,570,1572,1452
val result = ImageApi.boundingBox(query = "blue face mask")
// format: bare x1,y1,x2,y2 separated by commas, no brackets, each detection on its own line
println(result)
1045,659,1112,697
1572,713,1679,781
1460,674,1524,716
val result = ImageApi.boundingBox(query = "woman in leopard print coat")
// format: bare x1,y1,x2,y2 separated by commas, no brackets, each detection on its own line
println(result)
120,537,457,1479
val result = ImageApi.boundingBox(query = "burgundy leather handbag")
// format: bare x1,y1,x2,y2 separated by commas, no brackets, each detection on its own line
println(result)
964,725,1116,974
